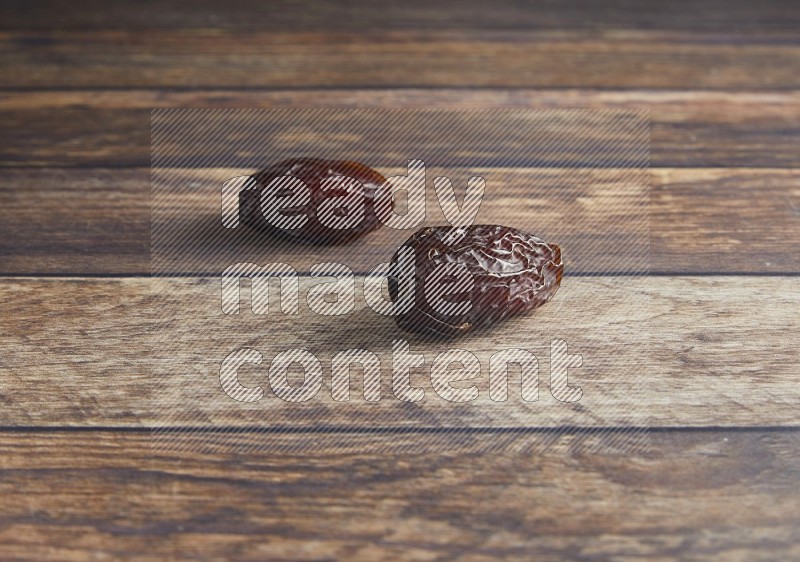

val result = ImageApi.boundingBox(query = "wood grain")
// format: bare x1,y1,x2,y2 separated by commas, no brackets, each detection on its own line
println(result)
150,165,650,276
1,276,797,427
2,90,798,168
2,167,797,275
2,29,799,90
1,0,798,557
0,429,798,561
147,109,649,173
2,0,798,31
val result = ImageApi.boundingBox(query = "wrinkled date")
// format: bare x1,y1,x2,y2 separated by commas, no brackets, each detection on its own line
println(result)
239,158,391,244
389,225,563,337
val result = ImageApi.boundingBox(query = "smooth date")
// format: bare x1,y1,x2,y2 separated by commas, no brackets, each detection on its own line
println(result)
389,225,563,337
239,158,390,244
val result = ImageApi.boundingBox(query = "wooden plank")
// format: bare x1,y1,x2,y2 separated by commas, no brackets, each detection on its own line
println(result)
0,276,797,428
5,89,797,111
0,429,798,561
1,90,798,168
148,109,650,169
150,165,651,276
1,30,799,90
2,168,797,275
2,0,798,31
651,168,800,273
0,168,150,274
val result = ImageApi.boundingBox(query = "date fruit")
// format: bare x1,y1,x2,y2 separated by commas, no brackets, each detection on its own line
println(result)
239,158,391,244
389,225,563,337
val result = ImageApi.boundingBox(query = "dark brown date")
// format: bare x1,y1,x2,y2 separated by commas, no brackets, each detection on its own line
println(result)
239,158,390,244
389,225,563,337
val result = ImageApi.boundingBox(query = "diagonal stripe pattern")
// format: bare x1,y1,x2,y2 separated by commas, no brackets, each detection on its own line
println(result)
150,108,651,456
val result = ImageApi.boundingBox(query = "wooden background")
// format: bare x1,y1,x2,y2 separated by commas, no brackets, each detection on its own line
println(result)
1,1,799,560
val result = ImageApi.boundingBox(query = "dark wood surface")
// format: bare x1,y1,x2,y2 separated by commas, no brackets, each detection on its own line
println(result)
3,167,798,274
2,91,798,168
0,1,798,560
2,276,797,428
1,429,799,562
